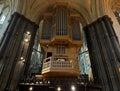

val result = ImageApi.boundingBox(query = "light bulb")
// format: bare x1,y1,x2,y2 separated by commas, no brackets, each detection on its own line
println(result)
57,87,61,91
20,57,24,60
71,85,76,91
26,31,30,35
29,86,33,91
24,38,29,42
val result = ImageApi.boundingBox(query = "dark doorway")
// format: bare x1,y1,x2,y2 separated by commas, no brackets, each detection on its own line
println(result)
47,52,52,58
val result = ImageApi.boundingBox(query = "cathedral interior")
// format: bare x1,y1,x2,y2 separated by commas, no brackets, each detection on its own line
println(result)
0,0,120,91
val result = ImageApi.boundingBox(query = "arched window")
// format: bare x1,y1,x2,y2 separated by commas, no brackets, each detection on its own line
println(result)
114,10,120,24
0,0,10,40
78,22,93,80
28,32,43,75
0,6,9,26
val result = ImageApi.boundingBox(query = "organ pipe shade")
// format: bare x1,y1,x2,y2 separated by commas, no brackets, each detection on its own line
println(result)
55,7,68,35
71,18,81,40
41,19,51,39
41,4,82,41
40,3,82,78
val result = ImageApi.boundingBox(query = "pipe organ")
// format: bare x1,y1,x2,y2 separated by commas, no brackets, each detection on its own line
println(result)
55,5,68,36
40,3,82,77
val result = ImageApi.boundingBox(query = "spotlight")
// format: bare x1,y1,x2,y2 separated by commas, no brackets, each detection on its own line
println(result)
20,57,25,62
31,82,34,85
23,59,25,62
71,85,76,91
40,81,43,84
80,82,84,85
29,86,33,91
24,38,29,42
36,81,39,84
48,81,50,84
20,57,24,60
70,60,72,63
26,82,29,85
26,31,30,35
57,86,61,91
119,13,120,17
46,44,49,48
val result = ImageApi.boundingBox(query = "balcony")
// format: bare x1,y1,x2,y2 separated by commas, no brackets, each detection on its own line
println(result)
42,57,80,77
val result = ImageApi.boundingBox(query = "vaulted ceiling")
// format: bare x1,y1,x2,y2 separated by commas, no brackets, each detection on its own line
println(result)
1,0,120,40
0,0,118,22
6,0,120,24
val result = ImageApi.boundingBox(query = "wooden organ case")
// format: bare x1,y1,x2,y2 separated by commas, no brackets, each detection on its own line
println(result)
40,3,82,77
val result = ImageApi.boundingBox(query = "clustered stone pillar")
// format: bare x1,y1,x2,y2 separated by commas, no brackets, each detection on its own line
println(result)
0,12,38,91
84,15,120,91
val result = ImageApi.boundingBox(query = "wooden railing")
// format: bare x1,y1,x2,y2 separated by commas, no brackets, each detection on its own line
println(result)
42,57,79,74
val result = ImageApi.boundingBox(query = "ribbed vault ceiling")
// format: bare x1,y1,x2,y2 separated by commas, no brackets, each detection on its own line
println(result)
24,0,92,24
20,0,120,24
2,0,120,24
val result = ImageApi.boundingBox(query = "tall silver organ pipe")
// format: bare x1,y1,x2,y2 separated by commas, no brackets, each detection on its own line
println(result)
55,7,68,35
41,4,81,41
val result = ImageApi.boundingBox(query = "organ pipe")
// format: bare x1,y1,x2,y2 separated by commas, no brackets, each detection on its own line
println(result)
41,4,81,41
55,7,68,35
